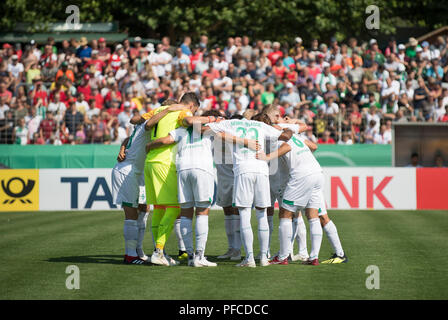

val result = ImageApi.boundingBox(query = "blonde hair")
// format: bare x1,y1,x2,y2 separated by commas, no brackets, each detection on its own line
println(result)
243,109,256,120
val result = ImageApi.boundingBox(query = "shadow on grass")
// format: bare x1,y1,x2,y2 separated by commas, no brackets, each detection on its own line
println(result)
47,255,125,265
46,254,236,266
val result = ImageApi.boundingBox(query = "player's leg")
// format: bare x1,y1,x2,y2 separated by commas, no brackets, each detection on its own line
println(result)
319,191,347,264
123,204,148,264
304,208,322,265
302,174,325,266
234,173,256,268
174,214,188,260
180,206,195,265
218,206,235,258
270,206,294,265
266,206,274,259
230,207,241,260
155,205,180,264
150,163,180,266
193,205,217,267
112,168,147,265
190,169,216,267
290,210,309,261
216,165,240,259
151,205,165,249
136,203,149,260
254,173,271,266
178,169,194,264
136,176,149,260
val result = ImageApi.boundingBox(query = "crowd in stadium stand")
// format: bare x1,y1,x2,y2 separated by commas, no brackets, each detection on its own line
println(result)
0,34,448,145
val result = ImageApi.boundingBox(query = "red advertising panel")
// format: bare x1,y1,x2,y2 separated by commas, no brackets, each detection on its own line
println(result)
416,168,448,210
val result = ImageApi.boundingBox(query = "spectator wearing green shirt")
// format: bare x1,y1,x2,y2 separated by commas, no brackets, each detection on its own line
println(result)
406,37,420,59
261,83,275,105
26,62,41,84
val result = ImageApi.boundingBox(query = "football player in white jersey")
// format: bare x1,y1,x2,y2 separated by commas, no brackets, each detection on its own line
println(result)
256,126,325,266
207,114,293,267
215,114,244,261
112,104,183,264
261,105,309,261
145,111,258,267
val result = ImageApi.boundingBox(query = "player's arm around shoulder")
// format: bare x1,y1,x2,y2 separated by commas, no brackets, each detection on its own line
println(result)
256,142,291,161
180,115,221,127
278,127,294,141
216,131,260,151
117,137,130,162
144,104,186,130
304,138,318,152
130,115,145,125
145,133,176,153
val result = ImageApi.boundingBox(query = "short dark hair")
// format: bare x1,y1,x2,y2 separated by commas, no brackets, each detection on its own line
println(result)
161,98,178,106
180,92,200,107
230,114,243,120
202,110,223,118
251,113,272,126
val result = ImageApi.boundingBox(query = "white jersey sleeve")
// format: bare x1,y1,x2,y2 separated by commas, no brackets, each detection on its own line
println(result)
278,123,300,134
284,134,322,179
169,127,188,142
261,122,283,141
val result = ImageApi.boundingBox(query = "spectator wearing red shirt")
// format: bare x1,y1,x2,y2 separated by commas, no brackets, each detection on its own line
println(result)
109,44,124,71
84,50,106,73
317,130,336,144
441,106,448,122
190,45,203,71
273,59,287,79
306,58,322,82
107,99,122,117
104,79,122,108
77,74,92,101
97,37,111,63
0,81,12,104
349,102,362,141
40,44,57,68
39,111,56,141
267,42,283,65
129,37,142,61
49,83,68,103
31,78,48,106
202,62,220,81
91,86,104,109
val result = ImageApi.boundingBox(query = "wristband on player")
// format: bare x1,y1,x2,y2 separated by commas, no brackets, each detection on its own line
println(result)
208,116,216,123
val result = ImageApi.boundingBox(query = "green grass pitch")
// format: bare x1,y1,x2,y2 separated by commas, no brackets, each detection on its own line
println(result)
1,210,447,300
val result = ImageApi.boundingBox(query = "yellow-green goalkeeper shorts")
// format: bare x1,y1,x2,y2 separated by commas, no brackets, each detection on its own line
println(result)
144,162,179,205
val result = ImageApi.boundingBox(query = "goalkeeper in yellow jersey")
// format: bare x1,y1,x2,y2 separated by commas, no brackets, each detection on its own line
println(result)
145,92,200,266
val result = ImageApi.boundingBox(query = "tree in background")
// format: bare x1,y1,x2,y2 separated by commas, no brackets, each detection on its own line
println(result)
1,0,447,45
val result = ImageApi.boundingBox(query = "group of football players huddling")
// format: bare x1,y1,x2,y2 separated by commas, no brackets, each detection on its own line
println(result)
112,92,347,268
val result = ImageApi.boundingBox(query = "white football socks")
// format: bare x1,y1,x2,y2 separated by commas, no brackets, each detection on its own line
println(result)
296,215,309,257
267,215,274,254
256,208,269,260
308,218,323,260
232,215,241,251
180,216,194,256
224,215,234,250
323,220,344,257
279,218,292,260
195,215,209,258
123,219,138,257
175,218,186,252
136,211,148,253
238,207,254,260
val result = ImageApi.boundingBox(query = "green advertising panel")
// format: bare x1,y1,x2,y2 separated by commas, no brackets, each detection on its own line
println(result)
0,144,392,169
